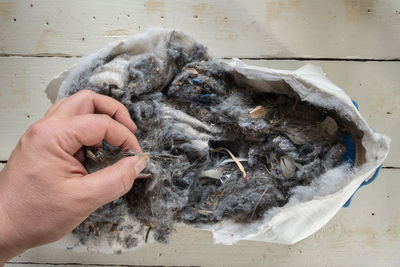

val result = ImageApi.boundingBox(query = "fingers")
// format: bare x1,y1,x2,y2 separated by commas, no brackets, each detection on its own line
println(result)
44,97,68,117
73,148,85,163
45,90,137,133
76,156,147,206
61,114,141,155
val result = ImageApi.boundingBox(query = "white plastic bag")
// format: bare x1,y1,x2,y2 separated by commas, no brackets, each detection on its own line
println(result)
45,28,390,250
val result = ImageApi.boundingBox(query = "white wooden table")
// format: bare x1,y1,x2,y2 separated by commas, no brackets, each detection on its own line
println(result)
1,1,399,266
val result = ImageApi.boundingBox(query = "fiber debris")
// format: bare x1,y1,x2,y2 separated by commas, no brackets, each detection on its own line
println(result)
69,36,348,249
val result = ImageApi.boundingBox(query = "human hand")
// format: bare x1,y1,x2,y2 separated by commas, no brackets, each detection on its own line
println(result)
0,90,146,264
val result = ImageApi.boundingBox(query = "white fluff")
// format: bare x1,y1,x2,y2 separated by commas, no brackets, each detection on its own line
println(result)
173,123,213,141
89,56,130,89
161,105,215,133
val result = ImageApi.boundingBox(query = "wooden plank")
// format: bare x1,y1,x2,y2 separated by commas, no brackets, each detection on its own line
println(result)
0,57,397,166
0,57,77,161
0,0,400,59
7,168,400,267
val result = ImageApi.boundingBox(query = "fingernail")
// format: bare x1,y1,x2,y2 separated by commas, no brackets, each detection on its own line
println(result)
134,157,147,175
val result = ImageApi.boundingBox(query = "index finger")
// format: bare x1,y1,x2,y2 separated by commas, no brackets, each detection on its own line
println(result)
58,114,142,155
45,90,137,133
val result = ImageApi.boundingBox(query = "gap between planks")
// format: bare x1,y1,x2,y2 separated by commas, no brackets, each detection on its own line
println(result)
1,54,400,62
6,261,198,267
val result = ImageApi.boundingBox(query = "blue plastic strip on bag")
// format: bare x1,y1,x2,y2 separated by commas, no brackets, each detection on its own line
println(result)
342,100,382,207
343,165,382,207
342,134,356,165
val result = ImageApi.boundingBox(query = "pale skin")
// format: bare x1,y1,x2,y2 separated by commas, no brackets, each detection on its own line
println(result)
0,90,147,265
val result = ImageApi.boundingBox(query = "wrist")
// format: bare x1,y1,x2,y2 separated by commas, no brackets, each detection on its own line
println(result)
0,177,26,265
0,207,26,265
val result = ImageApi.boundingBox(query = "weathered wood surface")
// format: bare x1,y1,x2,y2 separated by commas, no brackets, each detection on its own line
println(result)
1,0,399,266
6,168,399,267
0,57,397,166
0,0,399,59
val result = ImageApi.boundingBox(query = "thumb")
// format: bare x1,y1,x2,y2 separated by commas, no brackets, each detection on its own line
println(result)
77,156,147,207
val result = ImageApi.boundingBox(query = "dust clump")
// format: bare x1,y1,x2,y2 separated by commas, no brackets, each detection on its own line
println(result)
68,34,348,248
